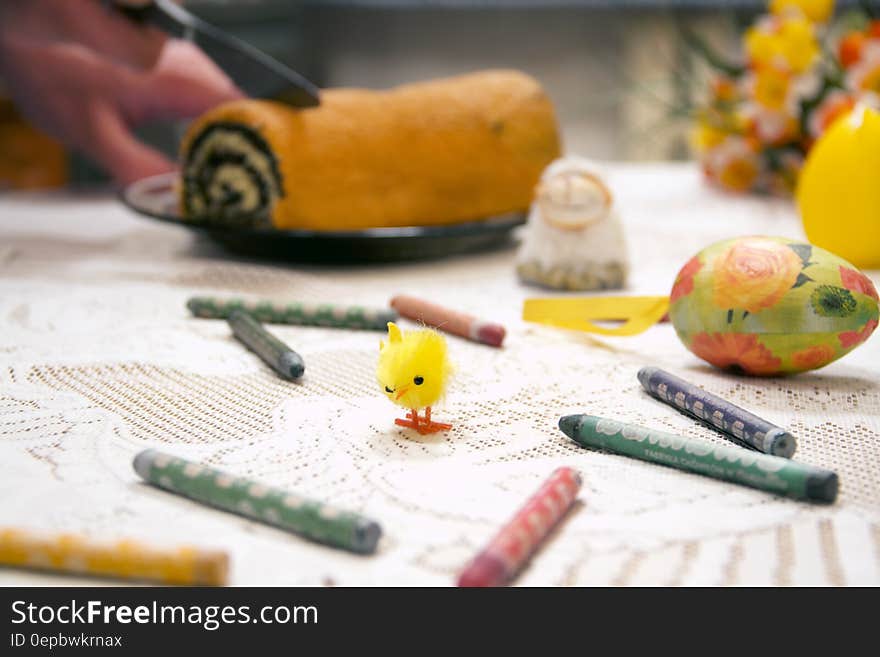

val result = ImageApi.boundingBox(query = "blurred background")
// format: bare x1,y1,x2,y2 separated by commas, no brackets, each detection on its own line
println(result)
0,0,869,187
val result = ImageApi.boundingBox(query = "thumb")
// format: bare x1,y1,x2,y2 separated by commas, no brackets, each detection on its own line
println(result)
83,100,175,186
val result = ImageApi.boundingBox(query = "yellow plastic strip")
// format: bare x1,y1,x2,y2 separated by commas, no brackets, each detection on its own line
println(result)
522,296,670,336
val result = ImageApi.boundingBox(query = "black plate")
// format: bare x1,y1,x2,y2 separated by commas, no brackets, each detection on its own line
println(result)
121,173,525,263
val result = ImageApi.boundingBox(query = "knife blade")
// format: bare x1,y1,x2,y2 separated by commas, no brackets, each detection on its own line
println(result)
117,0,320,108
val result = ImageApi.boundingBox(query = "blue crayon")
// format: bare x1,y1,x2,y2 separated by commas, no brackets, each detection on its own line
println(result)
637,367,796,458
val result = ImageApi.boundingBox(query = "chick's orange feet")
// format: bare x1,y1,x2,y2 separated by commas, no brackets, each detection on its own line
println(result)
394,407,452,435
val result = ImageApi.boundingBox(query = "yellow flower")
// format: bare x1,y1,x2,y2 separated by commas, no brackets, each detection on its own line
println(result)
745,27,778,68
691,121,727,151
702,137,761,192
862,67,880,94
712,238,803,312
753,67,792,109
769,0,835,24
778,17,820,73
692,122,728,151
744,15,819,73
691,107,748,153
718,157,760,192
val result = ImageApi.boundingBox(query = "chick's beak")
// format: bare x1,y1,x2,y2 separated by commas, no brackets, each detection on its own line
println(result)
395,385,411,400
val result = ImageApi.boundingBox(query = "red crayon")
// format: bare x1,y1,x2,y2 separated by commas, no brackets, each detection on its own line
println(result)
390,295,506,347
457,467,582,587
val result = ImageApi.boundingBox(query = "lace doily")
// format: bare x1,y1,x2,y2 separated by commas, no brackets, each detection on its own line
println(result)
1,164,878,586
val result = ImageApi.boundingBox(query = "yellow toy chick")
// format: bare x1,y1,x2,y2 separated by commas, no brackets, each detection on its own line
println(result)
378,322,453,435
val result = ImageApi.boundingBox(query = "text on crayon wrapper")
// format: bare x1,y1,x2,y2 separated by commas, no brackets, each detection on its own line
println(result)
641,449,789,491
593,418,787,472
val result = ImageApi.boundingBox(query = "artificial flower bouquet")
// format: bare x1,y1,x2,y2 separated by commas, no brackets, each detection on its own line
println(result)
692,0,880,194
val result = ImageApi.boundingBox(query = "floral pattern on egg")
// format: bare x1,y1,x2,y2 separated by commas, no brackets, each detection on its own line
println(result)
670,236,879,375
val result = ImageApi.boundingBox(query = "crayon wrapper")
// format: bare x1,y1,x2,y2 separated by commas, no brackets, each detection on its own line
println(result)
189,297,395,330
462,467,581,586
391,295,505,347
0,528,227,585
138,452,376,553
639,367,795,457
573,416,823,499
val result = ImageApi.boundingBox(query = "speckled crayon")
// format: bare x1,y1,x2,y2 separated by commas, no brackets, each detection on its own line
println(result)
457,467,582,587
133,450,382,554
228,310,304,380
559,415,837,503
0,527,228,585
638,367,796,457
187,296,397,331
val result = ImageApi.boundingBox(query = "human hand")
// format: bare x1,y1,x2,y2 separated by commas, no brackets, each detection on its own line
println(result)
0,0,244,185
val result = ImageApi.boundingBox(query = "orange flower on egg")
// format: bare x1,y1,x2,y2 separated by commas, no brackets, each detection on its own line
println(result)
839,319,878,349
690,332,782,375
712,238,803,312
791,344,835,370
840,266,879,301
670,256,703,303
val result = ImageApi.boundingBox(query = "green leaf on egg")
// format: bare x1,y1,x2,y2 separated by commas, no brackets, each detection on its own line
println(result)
788,243,813,268
792,273,813,289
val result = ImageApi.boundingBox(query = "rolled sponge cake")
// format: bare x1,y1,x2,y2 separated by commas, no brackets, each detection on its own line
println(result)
180,70,561,231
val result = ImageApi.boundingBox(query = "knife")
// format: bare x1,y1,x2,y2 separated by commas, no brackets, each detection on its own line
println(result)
115,0,320,108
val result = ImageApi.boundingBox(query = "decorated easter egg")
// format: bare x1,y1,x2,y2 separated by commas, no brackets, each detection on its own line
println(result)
669,236,879,375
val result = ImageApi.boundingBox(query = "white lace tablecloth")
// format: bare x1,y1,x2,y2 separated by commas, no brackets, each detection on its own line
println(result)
1,163,878,586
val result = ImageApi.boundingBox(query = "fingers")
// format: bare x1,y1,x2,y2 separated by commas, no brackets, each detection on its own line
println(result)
84,100,175,186
85,39,243,183
75,0,167,69
121,40,244,124
12,0,168,70
5,29,240,186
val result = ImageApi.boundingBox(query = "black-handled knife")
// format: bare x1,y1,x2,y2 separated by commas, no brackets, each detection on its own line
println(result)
116,0,320,108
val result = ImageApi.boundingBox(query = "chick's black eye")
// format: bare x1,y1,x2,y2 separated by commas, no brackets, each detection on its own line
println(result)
385,386,393,393
413,376,424,385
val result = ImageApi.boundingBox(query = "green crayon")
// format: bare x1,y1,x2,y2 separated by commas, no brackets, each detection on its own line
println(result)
558,415,837,503
133,449,382,554
228,310,304,380
187,296,397,331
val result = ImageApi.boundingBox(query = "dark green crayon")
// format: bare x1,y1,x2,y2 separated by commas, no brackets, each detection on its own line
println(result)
228,310,304,380
133,449,382,554
558,414,837,503
187,296,397,331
